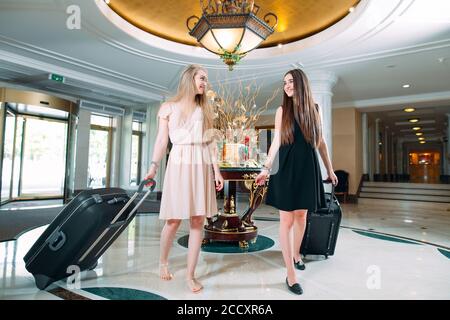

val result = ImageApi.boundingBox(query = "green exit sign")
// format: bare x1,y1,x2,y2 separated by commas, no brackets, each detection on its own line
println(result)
49,73,65,83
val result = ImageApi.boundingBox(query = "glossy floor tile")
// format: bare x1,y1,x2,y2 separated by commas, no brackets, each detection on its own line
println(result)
0,201,449,300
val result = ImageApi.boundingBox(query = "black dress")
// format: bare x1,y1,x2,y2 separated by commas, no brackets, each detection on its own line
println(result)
266,120,325,212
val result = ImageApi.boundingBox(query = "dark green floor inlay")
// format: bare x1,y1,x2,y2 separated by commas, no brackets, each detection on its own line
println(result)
437,248,450,260
352,230,422,245
83,287,167,300
178,235,275,253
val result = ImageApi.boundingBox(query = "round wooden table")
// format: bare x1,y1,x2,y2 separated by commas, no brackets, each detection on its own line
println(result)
203,167,268,248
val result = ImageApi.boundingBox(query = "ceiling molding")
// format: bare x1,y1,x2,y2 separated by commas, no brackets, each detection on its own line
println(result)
91,0,292,70
0,49,164,102
0,35,169,95
349,1,414,47
303,0,408,65
307,38,450,70
0,35,168,95
83,23,293,71
92,0,368,63
334,91,450,109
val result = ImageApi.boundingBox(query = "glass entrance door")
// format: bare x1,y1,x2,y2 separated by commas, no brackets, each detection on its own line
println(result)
19,117,67,198
1,108,68,202
0,89,77,204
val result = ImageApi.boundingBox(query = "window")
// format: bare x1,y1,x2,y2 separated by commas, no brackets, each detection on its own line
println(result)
88,114,112,188
130,121,143,186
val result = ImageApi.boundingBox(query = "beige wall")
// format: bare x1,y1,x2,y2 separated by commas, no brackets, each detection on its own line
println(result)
332,107,363,195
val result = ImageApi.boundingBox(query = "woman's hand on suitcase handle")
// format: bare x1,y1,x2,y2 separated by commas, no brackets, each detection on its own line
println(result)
255,169,269,186
144,168,157,187
326,171,338,186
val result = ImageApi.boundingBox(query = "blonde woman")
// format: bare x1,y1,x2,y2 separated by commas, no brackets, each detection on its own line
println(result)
256,69,338,295
144,65,224,293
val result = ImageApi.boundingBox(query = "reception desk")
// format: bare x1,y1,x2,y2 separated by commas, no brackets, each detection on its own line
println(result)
203,167,268,248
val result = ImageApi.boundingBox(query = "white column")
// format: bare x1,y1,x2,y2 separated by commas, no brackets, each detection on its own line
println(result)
362,113,369,175
74,109,91,190
119,107,133,188
307,70,338,180
109,116,123,188
375,118,380,174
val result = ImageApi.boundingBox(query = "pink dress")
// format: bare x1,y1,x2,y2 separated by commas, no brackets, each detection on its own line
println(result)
158,104,218,220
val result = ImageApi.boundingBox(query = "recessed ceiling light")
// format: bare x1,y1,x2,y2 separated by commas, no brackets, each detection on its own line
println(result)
277,43,283,48
349,7,355,13
416,132,423,136
409,118,419,123
403,107,415,112
419,141,426,144
412,127,421,131
403,84,411,88
418,137,425,141
104,0,110,4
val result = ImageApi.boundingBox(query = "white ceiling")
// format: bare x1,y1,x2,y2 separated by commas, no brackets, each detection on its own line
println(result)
0,0,449,140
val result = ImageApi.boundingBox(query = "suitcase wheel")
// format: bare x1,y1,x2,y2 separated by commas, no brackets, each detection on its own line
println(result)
34,274,54,290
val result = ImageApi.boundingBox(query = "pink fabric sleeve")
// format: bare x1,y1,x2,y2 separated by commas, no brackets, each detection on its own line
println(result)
157,104,172,120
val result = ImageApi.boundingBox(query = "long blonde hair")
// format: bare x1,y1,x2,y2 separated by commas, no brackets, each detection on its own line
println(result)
168,64,214,133
281,69,322,148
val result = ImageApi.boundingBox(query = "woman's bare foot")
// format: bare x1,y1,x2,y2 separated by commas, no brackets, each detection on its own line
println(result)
186,278,203,293
159,263,173,280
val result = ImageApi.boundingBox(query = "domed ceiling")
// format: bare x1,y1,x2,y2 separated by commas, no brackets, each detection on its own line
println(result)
107,0,361,48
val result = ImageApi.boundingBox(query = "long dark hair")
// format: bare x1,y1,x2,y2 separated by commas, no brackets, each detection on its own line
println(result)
280,69,322,148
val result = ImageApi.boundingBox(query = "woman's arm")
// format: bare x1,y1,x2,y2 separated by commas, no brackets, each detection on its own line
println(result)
317,137,338,185
208,141,224,191
256,106,282,185
144,103,170,180
264,106,282,170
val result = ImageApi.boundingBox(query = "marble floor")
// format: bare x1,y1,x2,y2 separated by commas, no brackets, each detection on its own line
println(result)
0,201,449,300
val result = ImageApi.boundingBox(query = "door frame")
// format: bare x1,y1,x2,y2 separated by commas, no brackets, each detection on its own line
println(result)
1,106,69,201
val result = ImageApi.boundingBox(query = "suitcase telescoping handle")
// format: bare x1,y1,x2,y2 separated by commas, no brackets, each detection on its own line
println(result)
323,179,335,214
138,178,156,193
112,178,156,225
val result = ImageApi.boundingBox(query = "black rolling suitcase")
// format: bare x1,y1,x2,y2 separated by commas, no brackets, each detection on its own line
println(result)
23,179,155,290
300,180,342,258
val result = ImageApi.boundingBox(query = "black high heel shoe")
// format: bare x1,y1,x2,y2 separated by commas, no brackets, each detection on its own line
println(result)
294,258,306,270
285,277,303,295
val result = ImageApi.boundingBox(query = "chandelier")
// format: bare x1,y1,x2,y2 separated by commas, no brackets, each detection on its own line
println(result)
187,0,278,71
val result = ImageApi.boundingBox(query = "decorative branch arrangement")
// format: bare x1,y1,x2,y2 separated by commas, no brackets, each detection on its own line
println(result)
207,80,280,166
